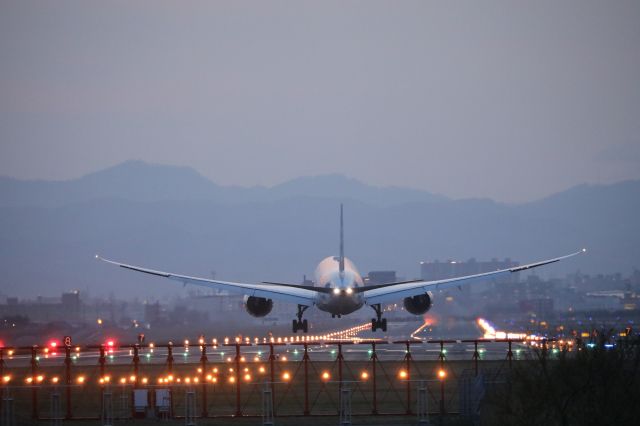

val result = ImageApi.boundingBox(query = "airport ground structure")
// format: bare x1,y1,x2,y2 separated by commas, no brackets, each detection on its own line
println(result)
4,334,637,426
0,337,542,423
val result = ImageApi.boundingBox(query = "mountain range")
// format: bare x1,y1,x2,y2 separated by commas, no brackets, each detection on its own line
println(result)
0,160,638,298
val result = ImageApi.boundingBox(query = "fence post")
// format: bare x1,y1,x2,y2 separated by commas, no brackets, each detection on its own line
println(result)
371,342,378,415
473,340,479,376
405,342,412,415
235,343,241,416
269,342,276,417
64,345,72,419
167,342,174,418
303,343,309,415
30,346,38,420
507,339,513,369
132,345,139,388
200,341,208,418
439,341,445,416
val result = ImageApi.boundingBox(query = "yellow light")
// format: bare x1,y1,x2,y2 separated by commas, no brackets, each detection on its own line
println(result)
36,375,44,383
206,374,212,381
254,356,260,362
51,376,59,384
361,371,369,380
26,377,33,384
229,376,235,383
282,372,290,381
212,377,217,383
437,369,446,380
258,366,265,374
240,356,246,362
185,377,191,384
103,376,110,383
97,318,103,325
157,378,163,384
212,368,218,374
281,356,287,362
244,374,251,382
2,375,10,384
399,370,408,380
120,377,126,384
167,375,174,382
193,377,199,383
142,377,148,384
129,375,136,383
77,376,85,384
244,367,249,373
8,350,14,356
197,368,202,373
321,372,330,381
99,378,104,384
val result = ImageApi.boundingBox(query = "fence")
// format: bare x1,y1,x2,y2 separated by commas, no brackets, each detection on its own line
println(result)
0,338,550,422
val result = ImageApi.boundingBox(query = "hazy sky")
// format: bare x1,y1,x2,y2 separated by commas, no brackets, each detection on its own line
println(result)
1,1,639,202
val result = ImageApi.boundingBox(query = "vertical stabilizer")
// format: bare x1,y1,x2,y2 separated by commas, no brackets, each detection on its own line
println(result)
339,204,345,273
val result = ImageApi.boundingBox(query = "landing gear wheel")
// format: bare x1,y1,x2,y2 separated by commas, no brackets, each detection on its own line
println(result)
370,304,387,332
292,305,309,333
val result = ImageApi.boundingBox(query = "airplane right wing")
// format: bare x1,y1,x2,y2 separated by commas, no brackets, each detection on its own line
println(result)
96,256,318,306
363,249,586,306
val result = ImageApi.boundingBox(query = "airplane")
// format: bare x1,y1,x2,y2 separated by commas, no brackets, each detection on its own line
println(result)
96,205,585,333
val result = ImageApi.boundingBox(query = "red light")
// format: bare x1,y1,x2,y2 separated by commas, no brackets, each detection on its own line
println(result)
49,341,58,348
107,340,114,347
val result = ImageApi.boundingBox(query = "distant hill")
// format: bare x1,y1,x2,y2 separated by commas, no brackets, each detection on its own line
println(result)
0,161,638,298
0,160,447,208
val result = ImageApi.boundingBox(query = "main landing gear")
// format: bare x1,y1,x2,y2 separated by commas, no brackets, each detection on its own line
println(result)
292,305,309,333
370,304,387,332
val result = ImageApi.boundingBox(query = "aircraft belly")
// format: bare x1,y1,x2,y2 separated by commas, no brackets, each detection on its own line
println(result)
317,296,363,316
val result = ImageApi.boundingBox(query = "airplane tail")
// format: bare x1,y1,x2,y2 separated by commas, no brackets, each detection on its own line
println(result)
339,204,345,273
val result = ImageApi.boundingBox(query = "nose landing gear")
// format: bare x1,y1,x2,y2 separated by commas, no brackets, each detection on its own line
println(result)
370,304,387,332
292,305,309,333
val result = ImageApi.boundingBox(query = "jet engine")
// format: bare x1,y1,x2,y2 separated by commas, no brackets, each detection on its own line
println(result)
244,296,273,317
403,292,433,315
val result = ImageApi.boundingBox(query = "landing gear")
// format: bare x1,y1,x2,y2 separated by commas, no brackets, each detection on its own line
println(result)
370,304,387,332
292,305,309,333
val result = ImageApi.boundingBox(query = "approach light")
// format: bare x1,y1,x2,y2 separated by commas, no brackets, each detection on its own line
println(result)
282,372,291,381
333,288,340,295
2,375,10,384
437,369,447,380
244,374,251,382
321,372,330,381
346,288,353,295
77,376,85,384
399,370,408,380
361,371,369,380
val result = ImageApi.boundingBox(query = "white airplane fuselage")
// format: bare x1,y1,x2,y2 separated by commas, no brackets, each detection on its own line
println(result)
314,256,364,316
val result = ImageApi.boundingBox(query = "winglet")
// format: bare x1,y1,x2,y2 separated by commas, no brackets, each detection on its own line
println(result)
339,204,345,273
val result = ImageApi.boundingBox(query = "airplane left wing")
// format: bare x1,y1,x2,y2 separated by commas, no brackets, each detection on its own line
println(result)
363,249,586,306
96,256,317,306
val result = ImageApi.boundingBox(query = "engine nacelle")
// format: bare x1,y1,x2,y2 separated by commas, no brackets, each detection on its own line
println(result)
244,296,273,317
403,292,433,315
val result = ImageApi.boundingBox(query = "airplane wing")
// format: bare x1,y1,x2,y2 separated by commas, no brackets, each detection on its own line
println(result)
363,249,586,306
96,256,317,306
